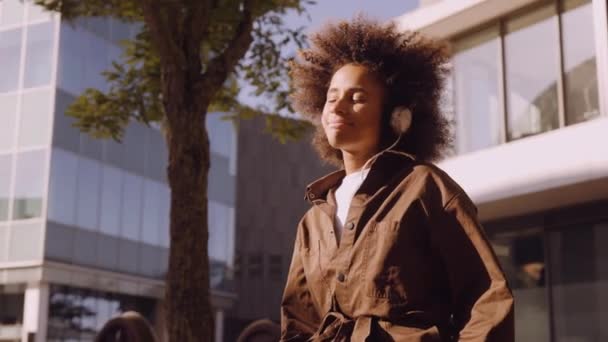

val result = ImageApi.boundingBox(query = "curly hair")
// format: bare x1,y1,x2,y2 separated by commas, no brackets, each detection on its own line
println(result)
289,16,452,165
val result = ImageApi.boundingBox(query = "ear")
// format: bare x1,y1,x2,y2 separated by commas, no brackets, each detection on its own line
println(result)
390,106,412,134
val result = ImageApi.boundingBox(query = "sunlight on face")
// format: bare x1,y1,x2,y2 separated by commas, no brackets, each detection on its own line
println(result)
321,64,385,157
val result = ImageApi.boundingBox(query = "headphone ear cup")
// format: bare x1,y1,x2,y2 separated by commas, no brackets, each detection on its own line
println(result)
390,106,412,134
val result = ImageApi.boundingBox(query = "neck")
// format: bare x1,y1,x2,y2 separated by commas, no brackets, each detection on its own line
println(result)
342,149,377,175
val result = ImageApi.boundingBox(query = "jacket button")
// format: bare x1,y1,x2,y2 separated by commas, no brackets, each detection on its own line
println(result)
345,222,355,230
337,273,345,282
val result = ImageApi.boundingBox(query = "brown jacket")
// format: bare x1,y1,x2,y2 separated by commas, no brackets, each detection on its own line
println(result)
280,149,514,341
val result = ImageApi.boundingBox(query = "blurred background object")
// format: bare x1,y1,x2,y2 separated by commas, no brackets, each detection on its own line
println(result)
235,319,280,342
94,311,157,342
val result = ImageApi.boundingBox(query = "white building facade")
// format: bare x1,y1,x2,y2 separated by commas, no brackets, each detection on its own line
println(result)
395,0,608,341
0,1,237,341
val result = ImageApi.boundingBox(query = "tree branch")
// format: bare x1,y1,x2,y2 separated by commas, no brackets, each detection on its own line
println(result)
200,0,255,95
182,0,212,73
139,0,186,68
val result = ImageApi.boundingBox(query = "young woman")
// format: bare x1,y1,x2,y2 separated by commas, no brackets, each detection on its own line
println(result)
281,17,514,341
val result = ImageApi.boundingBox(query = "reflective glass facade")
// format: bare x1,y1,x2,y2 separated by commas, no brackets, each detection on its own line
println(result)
0,0,238,340
47,285,156,341
451,0,601,154
0,0,56,266
0,0,237,281
487,202,608,341
453,28,502,153
561,0,600,124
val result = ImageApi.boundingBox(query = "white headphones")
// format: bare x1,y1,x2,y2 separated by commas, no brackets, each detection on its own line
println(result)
390,106,412,134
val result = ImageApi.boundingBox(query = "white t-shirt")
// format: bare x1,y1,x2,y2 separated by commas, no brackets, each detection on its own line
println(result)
334,168,370,243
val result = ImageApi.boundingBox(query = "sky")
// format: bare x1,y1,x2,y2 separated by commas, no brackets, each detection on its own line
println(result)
236,0,420,108
290,0,419,32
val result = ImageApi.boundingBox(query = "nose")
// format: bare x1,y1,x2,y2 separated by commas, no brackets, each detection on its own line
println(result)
331,96,349,116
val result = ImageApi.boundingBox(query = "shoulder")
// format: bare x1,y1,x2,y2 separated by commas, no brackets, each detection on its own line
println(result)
406,162,471,209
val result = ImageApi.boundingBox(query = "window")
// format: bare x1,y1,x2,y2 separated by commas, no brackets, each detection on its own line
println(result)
0,155,12,221
48,286,78,339
82,31,109,92
52,89,80,152
48,148,78,225
248,254,263,278
449,0,606,155
58,20,109,95
504,5,560,140
207,114,235,159
99,165,122,236
80,133,103,160
80,291,97,339
120,172,142,240
491,229,550,341
84,16,110,39
57,22,85,95
144,129,166,181
47,286,144,340
208,202,235,268
0,287,24,325
95,295,120,331
0,93,18,150
76,157,101,230
453,27,502,153
0,0,25,28
123,123,147,173
548,222,608,341
102,139,123,168
13,149,46,219
141,180,161,245
561,0,599,125
18,88,52,148
269,254,283,280
209,201,231,264
158,184,170,248
0,29,23,92
23,22,54,88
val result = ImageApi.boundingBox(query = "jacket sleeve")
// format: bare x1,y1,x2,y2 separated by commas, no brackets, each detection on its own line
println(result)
280,223,321,341
430,192,515,342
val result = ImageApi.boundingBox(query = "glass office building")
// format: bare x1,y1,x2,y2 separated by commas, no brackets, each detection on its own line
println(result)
0,1,237,341
396,0,608,341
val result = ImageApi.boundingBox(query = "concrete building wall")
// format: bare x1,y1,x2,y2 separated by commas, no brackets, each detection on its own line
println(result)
227,116,331,339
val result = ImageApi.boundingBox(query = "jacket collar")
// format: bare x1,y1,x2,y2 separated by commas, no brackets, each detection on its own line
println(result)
304,148,416,204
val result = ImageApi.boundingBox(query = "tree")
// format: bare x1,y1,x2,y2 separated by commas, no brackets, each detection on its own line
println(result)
36,0,314,340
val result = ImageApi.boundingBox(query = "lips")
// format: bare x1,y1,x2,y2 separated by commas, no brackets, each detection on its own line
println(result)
326,119,354,129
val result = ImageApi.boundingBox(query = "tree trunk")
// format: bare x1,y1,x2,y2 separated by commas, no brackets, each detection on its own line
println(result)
164,106,213,341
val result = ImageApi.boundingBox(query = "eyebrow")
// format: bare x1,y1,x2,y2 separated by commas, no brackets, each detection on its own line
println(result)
327,87,368,94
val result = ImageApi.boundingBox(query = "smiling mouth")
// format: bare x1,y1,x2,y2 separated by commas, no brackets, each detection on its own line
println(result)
326,121,353,128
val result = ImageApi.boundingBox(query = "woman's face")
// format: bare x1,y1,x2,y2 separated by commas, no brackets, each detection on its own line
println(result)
322,64,385,157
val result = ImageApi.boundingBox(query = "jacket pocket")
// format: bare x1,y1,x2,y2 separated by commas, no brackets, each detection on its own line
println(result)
363,220,408,304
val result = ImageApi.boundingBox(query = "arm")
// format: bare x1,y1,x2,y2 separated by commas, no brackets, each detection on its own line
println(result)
280,224,321,341
430,193,514,342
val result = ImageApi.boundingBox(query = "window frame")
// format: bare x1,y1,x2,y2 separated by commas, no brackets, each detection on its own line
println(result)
449,0,605,153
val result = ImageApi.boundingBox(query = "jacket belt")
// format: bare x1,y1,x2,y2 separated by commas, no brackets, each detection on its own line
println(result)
308,312,373,341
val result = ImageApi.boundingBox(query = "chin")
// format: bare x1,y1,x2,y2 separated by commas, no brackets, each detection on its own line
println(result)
325,135,343,150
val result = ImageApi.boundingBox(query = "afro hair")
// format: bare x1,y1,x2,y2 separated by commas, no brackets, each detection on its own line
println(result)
289,16,453,165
